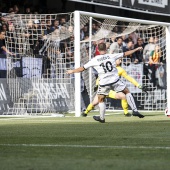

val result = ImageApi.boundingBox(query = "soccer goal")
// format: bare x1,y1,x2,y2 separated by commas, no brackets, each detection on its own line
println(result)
1,11,170,116
73,11,170,117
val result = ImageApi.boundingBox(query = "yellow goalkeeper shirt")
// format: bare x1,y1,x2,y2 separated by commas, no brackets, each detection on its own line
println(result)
96,66,140,87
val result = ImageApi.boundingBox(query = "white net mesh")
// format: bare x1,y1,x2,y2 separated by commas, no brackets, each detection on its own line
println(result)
1,12,167,115
2,13,75,115
79,15,166,111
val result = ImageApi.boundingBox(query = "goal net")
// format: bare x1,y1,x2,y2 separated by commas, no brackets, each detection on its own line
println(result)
2,12,75,115
74,11,170,116
1,11,170,116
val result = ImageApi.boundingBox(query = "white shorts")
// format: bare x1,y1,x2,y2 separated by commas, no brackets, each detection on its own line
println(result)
97,79,126,96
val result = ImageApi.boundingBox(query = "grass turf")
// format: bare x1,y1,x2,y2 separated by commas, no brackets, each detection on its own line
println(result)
0,112,170,170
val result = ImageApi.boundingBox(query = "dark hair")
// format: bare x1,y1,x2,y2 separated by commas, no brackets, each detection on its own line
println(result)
128,40,133,44
117,37,123,41
137,38,143,41
98,43,106,51
0,30,5,34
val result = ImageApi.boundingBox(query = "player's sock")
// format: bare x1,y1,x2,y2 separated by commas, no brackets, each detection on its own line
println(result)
84,103,94,114
126,93,138,111
99,102,106,120
121,99,129,114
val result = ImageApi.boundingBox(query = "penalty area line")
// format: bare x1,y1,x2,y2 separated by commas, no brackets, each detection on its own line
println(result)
0,144,170,150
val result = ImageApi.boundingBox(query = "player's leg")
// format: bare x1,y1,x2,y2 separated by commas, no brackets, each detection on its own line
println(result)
93,85,110,123
97,94,106,121
83,89,130,117
82,95,99,117
108,90,131,116
121,99,131,116
122,87,144,118
112,80,144,118
93,94,106,123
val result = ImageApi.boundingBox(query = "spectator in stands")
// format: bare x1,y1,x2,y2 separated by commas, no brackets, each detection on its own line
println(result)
24,20,39,54
0,30,14,55
106,41,110,54
60,25,71,52
66,49,74,68
96,22,101,29
80,25,88,41
60,17,66,27
112,26,119,34
1,23,8,33
154,36,159,45
7,23,16,53
124,35,133,44
121,35,127,47
91,41,97,58
25,7,32,14
110,35,116,44
143,37,156,63
50,19,60,32
92,23,97,35
148,45,161,87
120,25,126,33
0,14,8,27
95,24,100,32
38,20,47,38
128,32,138,45
134,38,145,63
69,35,74,49
149,45,161,65
109,37,123,54
46,20,52,34
123,40,136,63
13,5,20,14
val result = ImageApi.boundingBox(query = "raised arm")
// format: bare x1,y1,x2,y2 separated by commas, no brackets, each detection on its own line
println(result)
66,67,85,74
124,47,143,57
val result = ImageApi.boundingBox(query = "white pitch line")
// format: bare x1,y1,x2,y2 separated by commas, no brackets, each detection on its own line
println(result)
0,144,170,150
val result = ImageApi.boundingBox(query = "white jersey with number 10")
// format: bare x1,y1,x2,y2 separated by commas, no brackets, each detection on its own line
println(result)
83,53,124,86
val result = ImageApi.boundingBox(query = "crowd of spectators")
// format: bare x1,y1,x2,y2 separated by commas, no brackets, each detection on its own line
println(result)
0,2,165,88
80,23,165,88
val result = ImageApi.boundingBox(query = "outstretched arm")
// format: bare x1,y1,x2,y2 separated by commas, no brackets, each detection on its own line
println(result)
121,69,140,87
66,67,85,74
124,47,143,57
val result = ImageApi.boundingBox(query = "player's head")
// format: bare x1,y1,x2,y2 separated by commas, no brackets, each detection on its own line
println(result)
98,43,106,52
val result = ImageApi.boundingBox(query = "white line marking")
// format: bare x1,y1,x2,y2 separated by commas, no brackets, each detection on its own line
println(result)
0,144,170,150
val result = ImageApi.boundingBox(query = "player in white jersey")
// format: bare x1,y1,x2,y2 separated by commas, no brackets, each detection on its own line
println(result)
66,43,144,123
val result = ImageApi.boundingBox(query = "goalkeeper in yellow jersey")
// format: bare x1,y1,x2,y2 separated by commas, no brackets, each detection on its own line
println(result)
82,58,148,117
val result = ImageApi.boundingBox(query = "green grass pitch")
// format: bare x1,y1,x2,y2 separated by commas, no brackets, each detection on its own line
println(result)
0,112,170,170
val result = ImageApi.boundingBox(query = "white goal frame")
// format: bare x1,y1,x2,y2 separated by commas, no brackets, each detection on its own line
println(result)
74,10,170,117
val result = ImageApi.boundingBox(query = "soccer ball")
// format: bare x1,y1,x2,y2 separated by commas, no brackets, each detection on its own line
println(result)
165,108,170,117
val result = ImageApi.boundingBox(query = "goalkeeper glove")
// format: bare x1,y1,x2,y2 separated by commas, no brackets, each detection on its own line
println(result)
138,85,148,94
93,85,98,92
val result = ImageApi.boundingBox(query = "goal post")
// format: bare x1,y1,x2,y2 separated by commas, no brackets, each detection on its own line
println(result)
74,10,170,116
74,11,81,117
166,26,170,116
